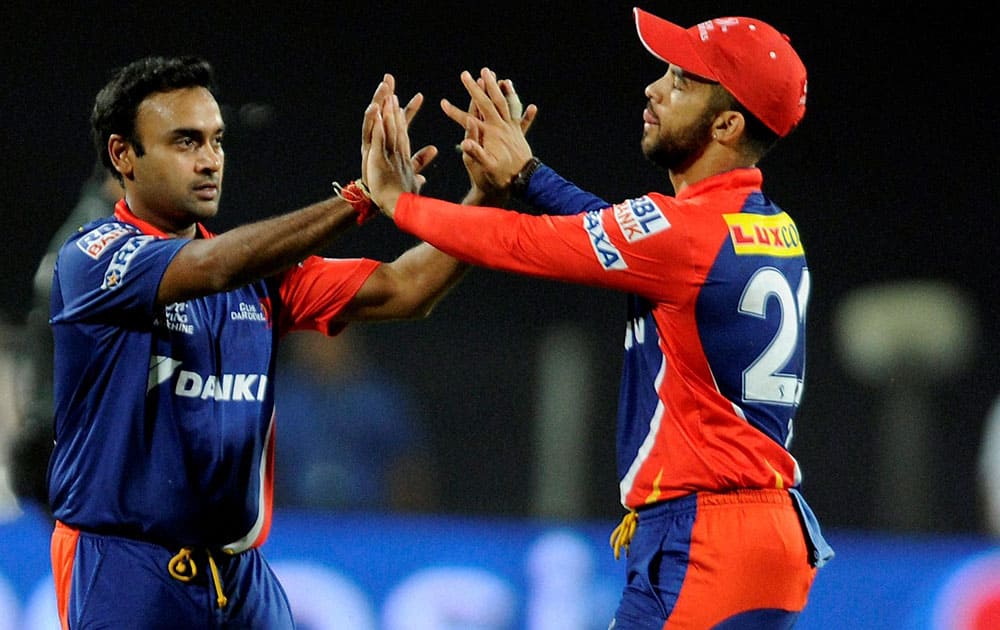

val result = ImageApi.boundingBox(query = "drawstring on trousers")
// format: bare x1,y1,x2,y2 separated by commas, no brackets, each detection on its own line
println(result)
168,547,229,608
610,510,638,560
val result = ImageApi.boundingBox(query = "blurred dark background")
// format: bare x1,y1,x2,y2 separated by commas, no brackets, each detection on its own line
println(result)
1,2,995,534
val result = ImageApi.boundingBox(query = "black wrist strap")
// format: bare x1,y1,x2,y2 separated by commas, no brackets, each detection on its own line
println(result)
510,157,542,197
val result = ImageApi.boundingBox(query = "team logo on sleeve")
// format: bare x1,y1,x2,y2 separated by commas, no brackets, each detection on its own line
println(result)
102,235,155,290
583,211,627,270
614,196,671,243
724,212,804,257
77,223,138,259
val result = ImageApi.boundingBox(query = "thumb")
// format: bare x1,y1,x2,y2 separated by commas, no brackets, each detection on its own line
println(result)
411,145,438,174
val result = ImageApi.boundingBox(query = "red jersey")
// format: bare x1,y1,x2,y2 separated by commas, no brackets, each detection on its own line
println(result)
394,167,809,510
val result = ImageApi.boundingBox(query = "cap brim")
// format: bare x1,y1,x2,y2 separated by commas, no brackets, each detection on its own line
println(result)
633,8,716,80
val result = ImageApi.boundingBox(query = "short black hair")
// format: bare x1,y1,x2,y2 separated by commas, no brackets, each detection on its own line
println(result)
91,56,217,181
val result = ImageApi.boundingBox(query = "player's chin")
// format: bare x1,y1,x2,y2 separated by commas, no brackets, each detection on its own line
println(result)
187,199,221,220
639,135,657,159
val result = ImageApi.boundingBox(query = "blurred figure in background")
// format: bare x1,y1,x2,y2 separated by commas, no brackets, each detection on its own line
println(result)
0,318,27,521
10,164,120,513
978,394,1000,536
275,327,438,513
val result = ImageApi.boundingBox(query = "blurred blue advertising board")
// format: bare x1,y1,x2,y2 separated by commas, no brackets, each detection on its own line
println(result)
0,504,996,628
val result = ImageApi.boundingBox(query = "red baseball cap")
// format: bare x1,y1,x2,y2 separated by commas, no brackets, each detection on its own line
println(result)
633,8,807,137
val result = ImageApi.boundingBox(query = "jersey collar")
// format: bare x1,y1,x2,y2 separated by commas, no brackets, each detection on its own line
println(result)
675,167,763,200
113,199,214,239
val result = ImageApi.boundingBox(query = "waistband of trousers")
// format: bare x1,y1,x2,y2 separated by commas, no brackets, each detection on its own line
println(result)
635,488,793,519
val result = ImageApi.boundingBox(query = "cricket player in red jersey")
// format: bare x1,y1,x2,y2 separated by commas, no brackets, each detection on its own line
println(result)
364,7,834,629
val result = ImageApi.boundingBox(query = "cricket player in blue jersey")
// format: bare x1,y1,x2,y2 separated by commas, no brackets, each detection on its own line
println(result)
46,56,492,629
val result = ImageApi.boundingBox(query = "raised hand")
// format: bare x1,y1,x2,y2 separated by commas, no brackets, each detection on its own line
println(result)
365,84,422,217
441,68,538,200
361,74,438,197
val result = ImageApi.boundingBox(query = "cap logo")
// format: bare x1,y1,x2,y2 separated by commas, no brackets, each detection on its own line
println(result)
698,17,741,40
634,10,807,136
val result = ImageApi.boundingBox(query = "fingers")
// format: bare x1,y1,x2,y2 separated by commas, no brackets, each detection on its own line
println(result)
362,99,378,148
479,68,512,121
381,73,395,94
520,104,539,134
458,136,498,172
362,77,393,183
460,70,501,123
369,96,387,164
393,94,413,158
498,79,522,120
380,94,400,156
440,97,474,129
370,88,406,155
365,74,437,198
369,75,423,140
411,145,438,174
363,77,391,149
383,93,420,168
402,92,424,127
498,79,538,133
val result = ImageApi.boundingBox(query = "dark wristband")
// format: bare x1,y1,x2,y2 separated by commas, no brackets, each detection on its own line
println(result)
510,157,542,197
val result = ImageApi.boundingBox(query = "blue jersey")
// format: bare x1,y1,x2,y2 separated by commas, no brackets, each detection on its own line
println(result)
47,200,377,551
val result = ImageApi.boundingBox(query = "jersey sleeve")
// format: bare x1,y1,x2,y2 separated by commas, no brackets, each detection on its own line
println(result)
523,163,609,215
274,255,379,336
51,222,188,324
394,192,691,303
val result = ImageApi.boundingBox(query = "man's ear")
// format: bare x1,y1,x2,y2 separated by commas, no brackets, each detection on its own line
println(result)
713,110,745,143
108,134,133,180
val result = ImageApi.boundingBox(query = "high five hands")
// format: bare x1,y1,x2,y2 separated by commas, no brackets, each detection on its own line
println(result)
365,68,538,217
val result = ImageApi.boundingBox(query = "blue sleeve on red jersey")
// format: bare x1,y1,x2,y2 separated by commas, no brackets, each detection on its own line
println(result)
523,164,609,215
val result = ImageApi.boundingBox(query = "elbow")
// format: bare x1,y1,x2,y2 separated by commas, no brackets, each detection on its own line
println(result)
395,294,442,321
400,271,466,320
410,297,443,320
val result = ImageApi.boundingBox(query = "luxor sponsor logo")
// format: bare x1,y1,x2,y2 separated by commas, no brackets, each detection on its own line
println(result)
724,212,804,257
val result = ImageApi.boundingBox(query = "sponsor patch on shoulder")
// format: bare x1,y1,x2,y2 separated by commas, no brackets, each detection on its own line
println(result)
582,210,627,270
723,212,804,257
613,196,670,243
102,234,154,290
77,223,139,260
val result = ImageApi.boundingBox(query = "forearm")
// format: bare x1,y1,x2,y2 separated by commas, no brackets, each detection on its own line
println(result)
393,193,652,294
158,196,360,304
390,242,470,318
394,193,556,275
461,185,508,208
339,240,469,322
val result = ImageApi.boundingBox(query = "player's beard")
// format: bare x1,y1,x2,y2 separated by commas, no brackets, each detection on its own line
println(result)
642,108,716,172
